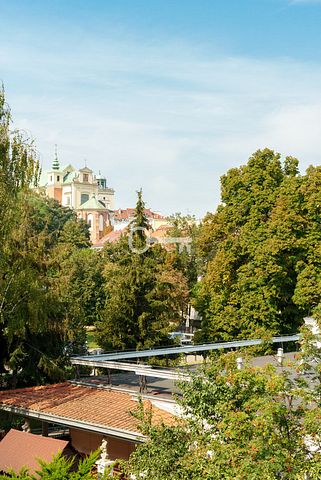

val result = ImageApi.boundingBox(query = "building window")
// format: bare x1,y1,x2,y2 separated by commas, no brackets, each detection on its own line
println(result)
99,214,104,231
83,174,89,182
66,196,71,205
80,193,89,205
87,213,93,229
50,175,53,182
57,175,60,182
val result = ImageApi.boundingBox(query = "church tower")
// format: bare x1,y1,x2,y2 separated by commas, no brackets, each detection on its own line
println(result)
46,145,63,203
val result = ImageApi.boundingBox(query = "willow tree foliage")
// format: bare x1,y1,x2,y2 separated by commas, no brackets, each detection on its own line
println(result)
0,89,94,387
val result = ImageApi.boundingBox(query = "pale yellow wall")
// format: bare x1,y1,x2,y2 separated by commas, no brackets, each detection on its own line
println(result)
151,217,170,231
61,185,72,207
97,191,114,210
44,166,115,212
46,185,62,203
73,183,98,209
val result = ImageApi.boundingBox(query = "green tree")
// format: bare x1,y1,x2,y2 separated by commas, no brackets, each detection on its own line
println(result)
167,213,198,292
194,149,321,342
0,191,93,387
125,329,321,479
58,218,91,249
96,191,188,351
27,193,76,248
0,89,94,386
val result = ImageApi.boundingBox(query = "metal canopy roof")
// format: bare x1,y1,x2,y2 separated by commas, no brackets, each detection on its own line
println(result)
71,359,190,380
71,334,300,365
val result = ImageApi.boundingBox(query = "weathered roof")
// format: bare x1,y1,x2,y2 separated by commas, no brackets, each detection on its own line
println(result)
0,383,176,441
77,195,107,211
0,429,69,475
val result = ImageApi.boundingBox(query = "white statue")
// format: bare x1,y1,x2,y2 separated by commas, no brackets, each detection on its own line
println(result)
100,438,109,462
96,438,113,478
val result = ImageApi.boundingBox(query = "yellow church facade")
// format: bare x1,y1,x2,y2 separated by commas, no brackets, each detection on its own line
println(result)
38,153,115,243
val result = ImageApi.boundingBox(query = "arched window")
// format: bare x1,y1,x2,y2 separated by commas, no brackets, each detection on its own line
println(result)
87,213,93,229
99,214,104,231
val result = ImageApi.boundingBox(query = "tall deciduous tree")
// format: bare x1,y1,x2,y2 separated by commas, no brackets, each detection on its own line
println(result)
194,149,321,342
167,212,198,293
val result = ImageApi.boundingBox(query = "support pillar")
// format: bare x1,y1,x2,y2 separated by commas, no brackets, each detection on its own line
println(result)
42,421,49,437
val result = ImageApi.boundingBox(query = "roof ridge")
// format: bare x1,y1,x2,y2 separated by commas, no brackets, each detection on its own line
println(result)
0,382,70,396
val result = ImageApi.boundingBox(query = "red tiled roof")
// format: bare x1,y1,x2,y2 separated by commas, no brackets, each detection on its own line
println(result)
150,225,171,238
92,229,125,247
0,383,176,437
0,429,69,475
114,208,165,221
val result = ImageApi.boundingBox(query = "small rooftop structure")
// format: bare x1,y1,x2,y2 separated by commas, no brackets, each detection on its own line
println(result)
0,429,69,475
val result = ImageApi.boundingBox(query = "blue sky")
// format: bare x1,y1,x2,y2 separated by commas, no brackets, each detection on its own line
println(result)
1,0,321,216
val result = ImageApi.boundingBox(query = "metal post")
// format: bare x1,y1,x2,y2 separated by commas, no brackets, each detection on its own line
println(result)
277,348,284,366
42,421,49,437
236,357,243,370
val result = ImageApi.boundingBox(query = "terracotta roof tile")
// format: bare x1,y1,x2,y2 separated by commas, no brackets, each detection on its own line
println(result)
114,208,165,221
93,229,125,247
0,429,69,475
0,383,176,436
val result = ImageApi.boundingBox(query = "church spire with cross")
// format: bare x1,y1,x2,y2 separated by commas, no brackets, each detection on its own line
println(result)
52,144,60,171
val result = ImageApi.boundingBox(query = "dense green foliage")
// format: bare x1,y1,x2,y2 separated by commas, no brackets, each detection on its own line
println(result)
126,328,321,479
96,192,189,351
194,149,321,341
0,191,94,387
167,213,198,293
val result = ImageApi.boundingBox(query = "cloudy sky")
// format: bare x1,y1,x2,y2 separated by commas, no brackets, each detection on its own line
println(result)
1,0,321,217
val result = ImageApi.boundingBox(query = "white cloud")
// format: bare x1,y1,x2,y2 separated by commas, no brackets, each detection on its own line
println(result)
2,34,321,217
